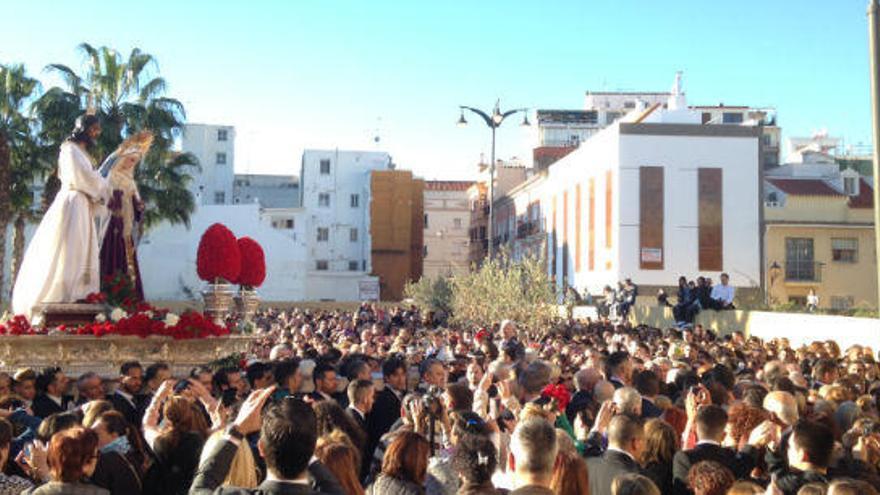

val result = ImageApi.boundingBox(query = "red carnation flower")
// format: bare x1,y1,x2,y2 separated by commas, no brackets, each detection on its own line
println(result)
197,223,241,283
541,384,572,412
235,237,266,288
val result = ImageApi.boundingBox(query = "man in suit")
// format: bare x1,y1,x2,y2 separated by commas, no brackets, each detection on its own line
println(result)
604,351,632,390
509,418,558,495
75,372,105,406
633,370,663,419
768,419,833,495
346,378,375,480
109,361,143,427
672,405,774,495
366,356,407,453
32,367,70,419
309,363,339,404
763,391,799,477
190,386,345,495
586,415,645,495
346,379,374,432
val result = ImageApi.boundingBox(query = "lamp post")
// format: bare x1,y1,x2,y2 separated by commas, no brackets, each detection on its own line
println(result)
867,1,880,314
458,100,530,260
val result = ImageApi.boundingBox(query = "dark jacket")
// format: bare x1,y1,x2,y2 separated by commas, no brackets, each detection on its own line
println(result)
672,442,758,495
586,449,643,495
90,450,141,495
366,387,402,455
508,486,553,495
640,398,663,419
189,436,345,495
643,460,673,495
32,394,68,419
108,391,142,427
565,390,591,424
458,481,508,495
148,431,205,495
771,469,828,495
366,474,423,495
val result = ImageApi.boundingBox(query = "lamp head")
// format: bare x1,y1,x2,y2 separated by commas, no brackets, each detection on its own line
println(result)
457,110,468,127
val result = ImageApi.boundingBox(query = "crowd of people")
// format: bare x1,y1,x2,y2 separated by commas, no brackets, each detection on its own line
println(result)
660,273,737,325
0,303,876,495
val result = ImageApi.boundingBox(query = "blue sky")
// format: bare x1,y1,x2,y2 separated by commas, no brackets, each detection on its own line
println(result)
0,0,872,179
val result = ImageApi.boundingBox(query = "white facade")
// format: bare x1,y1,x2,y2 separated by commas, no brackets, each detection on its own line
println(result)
504,98,763,295
181,124,235,206
423,182,472,277
299,150,391,300
138,204,309,301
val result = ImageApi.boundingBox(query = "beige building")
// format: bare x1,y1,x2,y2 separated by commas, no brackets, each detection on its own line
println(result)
764,147,876,310
423,181,472,277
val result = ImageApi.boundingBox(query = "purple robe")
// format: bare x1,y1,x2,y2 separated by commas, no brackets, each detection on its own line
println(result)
99,189,144,301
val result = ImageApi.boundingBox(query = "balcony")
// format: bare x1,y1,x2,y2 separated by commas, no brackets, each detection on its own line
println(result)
785,260,822,283
517,221,541,239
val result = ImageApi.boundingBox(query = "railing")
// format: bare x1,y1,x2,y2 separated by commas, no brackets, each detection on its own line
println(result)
785,260,822,282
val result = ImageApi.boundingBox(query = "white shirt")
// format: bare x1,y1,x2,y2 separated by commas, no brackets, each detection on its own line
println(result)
710,284,735,304
116,389,136,408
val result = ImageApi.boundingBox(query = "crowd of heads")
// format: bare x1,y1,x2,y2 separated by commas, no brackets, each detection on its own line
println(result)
0,303,875,494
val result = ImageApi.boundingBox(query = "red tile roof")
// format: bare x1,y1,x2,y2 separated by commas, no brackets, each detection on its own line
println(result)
766,178,844,197
849,178,875,209
425,180,473,191
533,146,576,169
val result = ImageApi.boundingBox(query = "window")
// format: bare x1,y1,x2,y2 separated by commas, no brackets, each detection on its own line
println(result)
844,177,857,196
623,101,636,109
453,218,462,229
315,260,328,271
216,152,227,165
605,112,621,124
701,112,712,124
319,159,331,174
285,219,294,229
217,129,228,141
424,213,429,229
317,228,329,242
214,191,225,204
832,238,858,263
348,261,359,271
785,237,816,281
350,194,360,208
761,135,771,146
318,193,330,207
722,112,744,124
423,245,428,257
350,228,358,242
831,296,854,310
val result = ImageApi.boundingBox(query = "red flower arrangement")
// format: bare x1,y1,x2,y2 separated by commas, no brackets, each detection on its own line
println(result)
197,223,241,284
235,237,266,289
72,308,230,340
0,315,38,335
541,383,572,413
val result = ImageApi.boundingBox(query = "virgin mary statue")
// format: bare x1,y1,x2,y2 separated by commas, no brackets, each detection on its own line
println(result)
97,131,153,301
11,115,108,319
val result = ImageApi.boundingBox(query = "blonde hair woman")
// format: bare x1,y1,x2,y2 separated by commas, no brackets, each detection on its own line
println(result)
199,430,259,489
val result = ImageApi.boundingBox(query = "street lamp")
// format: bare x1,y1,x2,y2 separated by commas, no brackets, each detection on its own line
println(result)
767,261,782,305
457,100,530,259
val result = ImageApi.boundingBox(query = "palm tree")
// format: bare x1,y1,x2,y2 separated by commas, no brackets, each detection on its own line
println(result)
45,43,197,226
0,64,40,307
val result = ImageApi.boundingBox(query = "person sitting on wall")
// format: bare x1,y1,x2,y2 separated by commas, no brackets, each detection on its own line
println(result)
709,273,736,310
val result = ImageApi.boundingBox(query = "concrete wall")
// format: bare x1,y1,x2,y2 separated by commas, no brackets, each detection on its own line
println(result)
628,305,880,351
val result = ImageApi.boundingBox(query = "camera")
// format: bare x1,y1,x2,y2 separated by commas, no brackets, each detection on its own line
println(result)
421,385,444,417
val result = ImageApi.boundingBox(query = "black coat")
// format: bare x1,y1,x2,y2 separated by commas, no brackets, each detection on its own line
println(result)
91,450,141,495
671,443,758,495
108,392,142,427
32,394,68,419
366,387,401,453
586,450,643,495
643,460,673,495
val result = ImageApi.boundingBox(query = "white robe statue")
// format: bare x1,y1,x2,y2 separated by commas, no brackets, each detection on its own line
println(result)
12,141,109,319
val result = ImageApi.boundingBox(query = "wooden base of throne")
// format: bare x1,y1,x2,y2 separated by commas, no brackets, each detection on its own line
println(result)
35,303,105,327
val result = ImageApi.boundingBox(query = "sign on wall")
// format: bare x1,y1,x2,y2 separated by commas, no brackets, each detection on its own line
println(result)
358,280,380,301
640,248,663,264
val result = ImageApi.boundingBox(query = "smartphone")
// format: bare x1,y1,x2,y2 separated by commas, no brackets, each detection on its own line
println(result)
22,443,32,459
221,388,238,408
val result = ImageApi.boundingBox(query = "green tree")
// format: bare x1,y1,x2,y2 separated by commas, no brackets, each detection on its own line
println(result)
0,64,40,306
404,274,453,321
450,248,558,335
45,43,197,229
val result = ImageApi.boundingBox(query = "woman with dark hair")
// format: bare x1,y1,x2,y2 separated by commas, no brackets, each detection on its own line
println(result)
0,418,35,494
452,433,503,495
12,114,110,319
90,411,147,494
550,450,589,495
24,427,108,495
314,400,367,453
368,431,430,495
315,432,365,495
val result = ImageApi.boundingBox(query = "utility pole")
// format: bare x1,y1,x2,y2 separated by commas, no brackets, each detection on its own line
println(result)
868,1,880,313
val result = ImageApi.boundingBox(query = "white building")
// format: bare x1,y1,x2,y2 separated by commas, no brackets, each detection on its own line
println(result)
502,83,763,296
299,150,390,300
181,123,235,206
423,181,472,277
